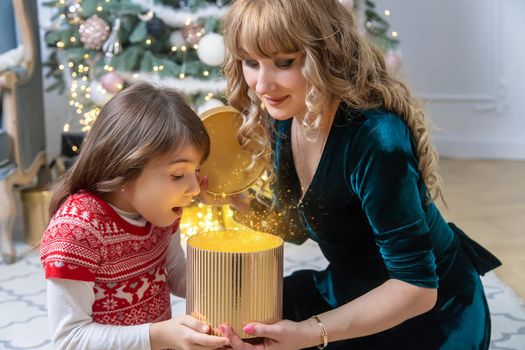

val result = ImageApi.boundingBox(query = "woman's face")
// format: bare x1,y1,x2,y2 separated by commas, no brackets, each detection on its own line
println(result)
241,51,308,121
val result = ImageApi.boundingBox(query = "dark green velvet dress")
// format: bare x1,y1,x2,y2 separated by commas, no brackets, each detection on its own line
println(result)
237,104,501,349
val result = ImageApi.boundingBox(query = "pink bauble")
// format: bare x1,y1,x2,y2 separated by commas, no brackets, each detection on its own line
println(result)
385,50,402,73
182,23,205,46
99,72,124,94
79,15,110,50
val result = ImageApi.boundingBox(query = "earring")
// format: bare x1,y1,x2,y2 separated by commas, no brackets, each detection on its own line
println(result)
120,188,125,192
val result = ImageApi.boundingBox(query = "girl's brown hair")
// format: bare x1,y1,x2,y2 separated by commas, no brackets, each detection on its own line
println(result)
223,0,443,202
49,82,210,217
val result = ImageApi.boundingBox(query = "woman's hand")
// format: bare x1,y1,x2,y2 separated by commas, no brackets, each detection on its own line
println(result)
219,320,314,350
196,175,250,213
149,315,230,350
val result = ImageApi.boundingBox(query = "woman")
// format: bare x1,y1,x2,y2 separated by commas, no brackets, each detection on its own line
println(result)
206,1,501,349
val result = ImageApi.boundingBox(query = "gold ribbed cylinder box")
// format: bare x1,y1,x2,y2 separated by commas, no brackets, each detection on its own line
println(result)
187,229,284,338
21,188,52,245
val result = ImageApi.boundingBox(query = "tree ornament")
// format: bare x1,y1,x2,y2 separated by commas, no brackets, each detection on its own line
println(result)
179,0,189,9
89,80,114,106
146,16,167,39
79,15,110,50
182,23,205,46
64,0,82,24
99,72,125,94
197,33,225,66
138,10,154,22
385,49,402,74
102,18,122,61
169,30,185,47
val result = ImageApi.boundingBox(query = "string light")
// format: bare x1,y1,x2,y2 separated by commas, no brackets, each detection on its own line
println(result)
391,31,398,37
384,10,390,16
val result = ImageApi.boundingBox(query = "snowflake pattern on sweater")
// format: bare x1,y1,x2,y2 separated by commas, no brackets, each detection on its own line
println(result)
40,192,181,325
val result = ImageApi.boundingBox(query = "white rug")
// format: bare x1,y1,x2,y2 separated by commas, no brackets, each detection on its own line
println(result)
0,240,524,349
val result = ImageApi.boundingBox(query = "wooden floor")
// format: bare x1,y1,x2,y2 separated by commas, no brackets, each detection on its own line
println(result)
436,158,525,299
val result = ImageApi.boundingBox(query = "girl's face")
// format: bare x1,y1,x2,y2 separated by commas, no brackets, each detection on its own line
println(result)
241,51,308,121
118,145,202,227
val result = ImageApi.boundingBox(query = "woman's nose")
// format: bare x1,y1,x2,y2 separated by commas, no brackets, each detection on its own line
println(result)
255,67,276,95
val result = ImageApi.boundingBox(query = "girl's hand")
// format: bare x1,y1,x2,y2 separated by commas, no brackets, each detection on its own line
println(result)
150,315,230,350
219,320,312,350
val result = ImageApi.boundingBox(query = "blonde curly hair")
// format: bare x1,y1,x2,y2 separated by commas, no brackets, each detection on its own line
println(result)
222,0,443,203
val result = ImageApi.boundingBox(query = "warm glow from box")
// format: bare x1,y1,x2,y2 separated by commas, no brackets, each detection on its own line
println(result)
188,229,282,253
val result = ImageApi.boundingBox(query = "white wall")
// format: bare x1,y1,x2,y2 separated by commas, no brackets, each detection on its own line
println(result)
382,0,525,159
38,0,525,160
38,2,70,160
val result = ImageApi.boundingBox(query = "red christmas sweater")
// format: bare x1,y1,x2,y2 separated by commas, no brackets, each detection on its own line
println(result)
40,191,180,326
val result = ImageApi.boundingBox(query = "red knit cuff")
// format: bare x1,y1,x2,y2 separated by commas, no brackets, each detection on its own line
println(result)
44,261,96,282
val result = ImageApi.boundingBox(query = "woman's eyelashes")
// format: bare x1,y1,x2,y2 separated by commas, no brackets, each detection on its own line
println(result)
243,59,259,68
242,58,295,69
275,58,294,68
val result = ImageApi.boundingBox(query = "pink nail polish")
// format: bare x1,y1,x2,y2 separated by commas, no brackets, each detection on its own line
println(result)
243,324,255,334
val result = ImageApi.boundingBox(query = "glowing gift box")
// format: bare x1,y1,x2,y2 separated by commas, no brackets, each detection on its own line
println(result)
186,229,284,339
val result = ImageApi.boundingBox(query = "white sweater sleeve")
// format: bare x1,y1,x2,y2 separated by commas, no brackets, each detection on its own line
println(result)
47,279,151,350
165,230,187,297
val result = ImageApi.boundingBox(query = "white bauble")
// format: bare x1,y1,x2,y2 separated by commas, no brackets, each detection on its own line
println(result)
197,33,225,66
169,30,185,47
197,98,224,115
89,80,114,106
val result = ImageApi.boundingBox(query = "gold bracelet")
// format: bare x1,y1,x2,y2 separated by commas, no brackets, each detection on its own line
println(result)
311,315,328,349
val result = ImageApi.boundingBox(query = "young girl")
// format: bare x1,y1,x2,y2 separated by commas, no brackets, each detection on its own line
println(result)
40,82,230,350
209,0,502,349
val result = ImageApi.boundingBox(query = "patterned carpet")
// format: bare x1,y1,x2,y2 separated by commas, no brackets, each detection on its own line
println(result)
1,240,524,349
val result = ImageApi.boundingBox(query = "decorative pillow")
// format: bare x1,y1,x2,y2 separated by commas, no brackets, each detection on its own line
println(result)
0,45,24,72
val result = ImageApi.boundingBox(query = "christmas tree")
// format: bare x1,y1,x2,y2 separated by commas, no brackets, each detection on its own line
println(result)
43,0,399,138
341,0,402,72
44,0,230,136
